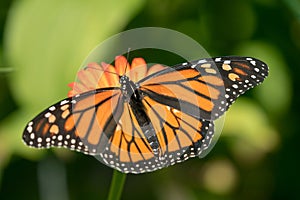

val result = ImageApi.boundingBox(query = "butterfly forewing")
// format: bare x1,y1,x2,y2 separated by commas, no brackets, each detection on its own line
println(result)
23,88,123,155
138,56,268,120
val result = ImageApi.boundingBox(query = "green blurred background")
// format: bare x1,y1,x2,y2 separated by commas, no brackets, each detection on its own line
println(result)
0,0,299,199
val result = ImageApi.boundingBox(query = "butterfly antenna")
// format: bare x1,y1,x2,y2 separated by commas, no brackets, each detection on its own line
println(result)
124,48,131,74
84,66,119,76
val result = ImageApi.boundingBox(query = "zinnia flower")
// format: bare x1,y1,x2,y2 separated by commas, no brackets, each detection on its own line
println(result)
68,56,166,97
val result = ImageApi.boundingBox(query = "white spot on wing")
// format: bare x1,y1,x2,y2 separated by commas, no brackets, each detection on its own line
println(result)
60,100,69,105
58,135,63,141
30,133,35,139
44,112,51,118
37,137,42,143
251,75,257,79
49,106,56,111
27,126,33,133
197,59,207,64
250,60,256,66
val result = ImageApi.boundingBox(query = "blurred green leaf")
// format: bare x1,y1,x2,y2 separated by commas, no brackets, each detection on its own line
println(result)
203,0,256,42
284,0,300,20
222,98,279,164
5,0,145,110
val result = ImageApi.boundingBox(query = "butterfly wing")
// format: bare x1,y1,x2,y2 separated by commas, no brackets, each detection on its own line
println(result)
138,56,268,120
97,99,215,173
23,88,190,173
22,87,176,173
23,56,268,174
142,96,215,162
97,103,157,173
23,88,124,155
127,56,269,171
211,56,268,108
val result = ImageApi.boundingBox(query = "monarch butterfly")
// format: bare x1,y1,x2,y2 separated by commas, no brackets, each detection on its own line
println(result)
23,56,268,174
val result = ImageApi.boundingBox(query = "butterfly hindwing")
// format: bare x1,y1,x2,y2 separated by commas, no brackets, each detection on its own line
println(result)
142,96,215,159
100,97,215,173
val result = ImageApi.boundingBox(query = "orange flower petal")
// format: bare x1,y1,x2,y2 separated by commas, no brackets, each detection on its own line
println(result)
86,62,104,84
67,56,165,97
87,62,102,71
77,71,97,89
130,58,147,82
68,82,77,97
147,64,167,76
68,82,89,97
76,82,89,92
100,63,119,87
67,91,75,97
68,82,76,89
115,56,130,76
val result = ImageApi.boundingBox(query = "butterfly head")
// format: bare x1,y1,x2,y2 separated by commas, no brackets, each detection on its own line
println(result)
119,75,139,102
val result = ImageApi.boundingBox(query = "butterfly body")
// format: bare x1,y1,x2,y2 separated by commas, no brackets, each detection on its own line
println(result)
119,75,162,157
23,56,268,173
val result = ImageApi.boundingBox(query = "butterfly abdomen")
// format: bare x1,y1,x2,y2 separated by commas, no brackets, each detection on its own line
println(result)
120,75,162,157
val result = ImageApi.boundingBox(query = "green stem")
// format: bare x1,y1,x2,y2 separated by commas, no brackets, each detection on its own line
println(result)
107,170,127,200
